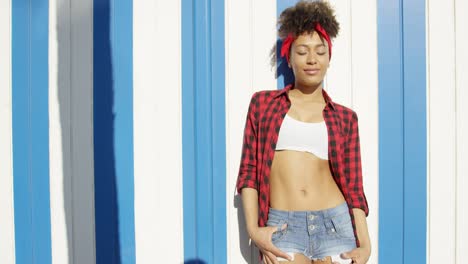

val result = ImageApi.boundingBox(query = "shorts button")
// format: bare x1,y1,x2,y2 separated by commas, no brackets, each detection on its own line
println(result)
308,224,315,231
308,215,315,220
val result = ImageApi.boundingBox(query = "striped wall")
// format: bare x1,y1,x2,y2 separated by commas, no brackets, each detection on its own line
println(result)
427,0,468,263
0,0,467,263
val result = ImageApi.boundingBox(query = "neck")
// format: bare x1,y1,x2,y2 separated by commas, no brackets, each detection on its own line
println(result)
291,82,324,101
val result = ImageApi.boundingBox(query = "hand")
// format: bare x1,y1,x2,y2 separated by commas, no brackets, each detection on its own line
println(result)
334,247,371,264
250,224,293,264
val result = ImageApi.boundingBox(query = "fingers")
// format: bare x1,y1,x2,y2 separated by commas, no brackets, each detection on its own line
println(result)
268,223,287,234
264,251,279,264
340,252,361,264
267,245,291,261
266,224,291,261
280,223,287,231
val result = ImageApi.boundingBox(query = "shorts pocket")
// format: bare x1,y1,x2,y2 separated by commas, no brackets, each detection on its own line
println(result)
266,218,288,243
330,212,355,240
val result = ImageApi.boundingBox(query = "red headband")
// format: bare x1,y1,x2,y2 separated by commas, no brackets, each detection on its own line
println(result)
280,22,332,63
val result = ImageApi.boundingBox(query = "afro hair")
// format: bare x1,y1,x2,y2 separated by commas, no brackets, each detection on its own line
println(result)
278,0,340,40
270,0,340,71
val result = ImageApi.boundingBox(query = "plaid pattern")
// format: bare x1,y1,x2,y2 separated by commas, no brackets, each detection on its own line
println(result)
236,84,369,248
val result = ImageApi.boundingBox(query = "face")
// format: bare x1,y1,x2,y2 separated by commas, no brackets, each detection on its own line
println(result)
289,31,330,88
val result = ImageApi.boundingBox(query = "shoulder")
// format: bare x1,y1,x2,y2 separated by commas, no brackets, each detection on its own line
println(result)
248,89,280,106
252,89,280,100
332,102,359,121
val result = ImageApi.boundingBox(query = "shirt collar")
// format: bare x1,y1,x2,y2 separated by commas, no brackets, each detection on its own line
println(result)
274,84,336,111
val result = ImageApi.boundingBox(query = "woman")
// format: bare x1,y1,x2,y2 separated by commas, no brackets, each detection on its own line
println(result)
236,1,371,264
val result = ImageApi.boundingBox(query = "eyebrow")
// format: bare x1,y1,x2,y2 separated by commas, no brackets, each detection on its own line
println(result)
296,43,327,48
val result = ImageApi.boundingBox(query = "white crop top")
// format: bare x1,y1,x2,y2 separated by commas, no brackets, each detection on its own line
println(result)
275,114,329,160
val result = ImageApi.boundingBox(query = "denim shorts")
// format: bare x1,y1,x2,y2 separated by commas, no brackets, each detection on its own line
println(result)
267,202,357,262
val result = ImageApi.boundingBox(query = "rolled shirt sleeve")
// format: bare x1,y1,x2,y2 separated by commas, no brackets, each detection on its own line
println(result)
345,111,369,216
236,92,259,194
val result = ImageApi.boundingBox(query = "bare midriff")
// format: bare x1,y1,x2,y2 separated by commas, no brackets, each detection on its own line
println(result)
269,149,346,211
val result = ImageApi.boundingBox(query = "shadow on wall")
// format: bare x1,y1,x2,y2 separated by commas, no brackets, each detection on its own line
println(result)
93,0,122,263
57,0,121,263
276,39,295,87
184,260,208,264
57,0,99,263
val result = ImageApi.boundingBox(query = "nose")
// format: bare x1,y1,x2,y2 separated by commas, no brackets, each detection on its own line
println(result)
306,53,317,64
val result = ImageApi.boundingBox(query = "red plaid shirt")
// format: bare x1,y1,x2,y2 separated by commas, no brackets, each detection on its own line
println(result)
236,84,369,248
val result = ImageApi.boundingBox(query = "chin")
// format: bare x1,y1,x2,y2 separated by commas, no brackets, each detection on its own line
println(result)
297,79,323,88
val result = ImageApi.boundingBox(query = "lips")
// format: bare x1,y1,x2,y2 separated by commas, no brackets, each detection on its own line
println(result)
304,68,320,75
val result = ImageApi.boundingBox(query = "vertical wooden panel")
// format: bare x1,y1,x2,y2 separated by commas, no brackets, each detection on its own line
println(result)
94,0,135,263
0,0,15,263
401,0,427,262
379,0,427,262
326,0,352,106
49,0,70,262
455,0,468,262
182,0,227,262
226,1,255,263
133,0,183,263
252,1,278,90
68,1,95,263
50,0,96,263
427,0,456,263
350,1,379,263
12,0,52,263
377,0,405,262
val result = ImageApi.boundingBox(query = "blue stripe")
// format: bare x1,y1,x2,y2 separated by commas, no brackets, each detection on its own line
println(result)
93,0,135,263
401,0,427,263
182,0,227,262
12,1,52,263
378,0,405,262
378,0,427,263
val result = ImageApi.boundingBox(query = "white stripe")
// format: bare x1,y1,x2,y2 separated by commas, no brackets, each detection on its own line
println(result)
225,0,276,262
326,1,352,105
348,1,379,263
49,0,96,263
133,1,184,263
455,0,468,262
49,0,69,262
0,0,16,263
427,0,457,263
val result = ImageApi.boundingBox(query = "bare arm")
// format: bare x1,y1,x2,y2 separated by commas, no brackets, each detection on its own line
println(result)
352,208,371,252
241,188,260,237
